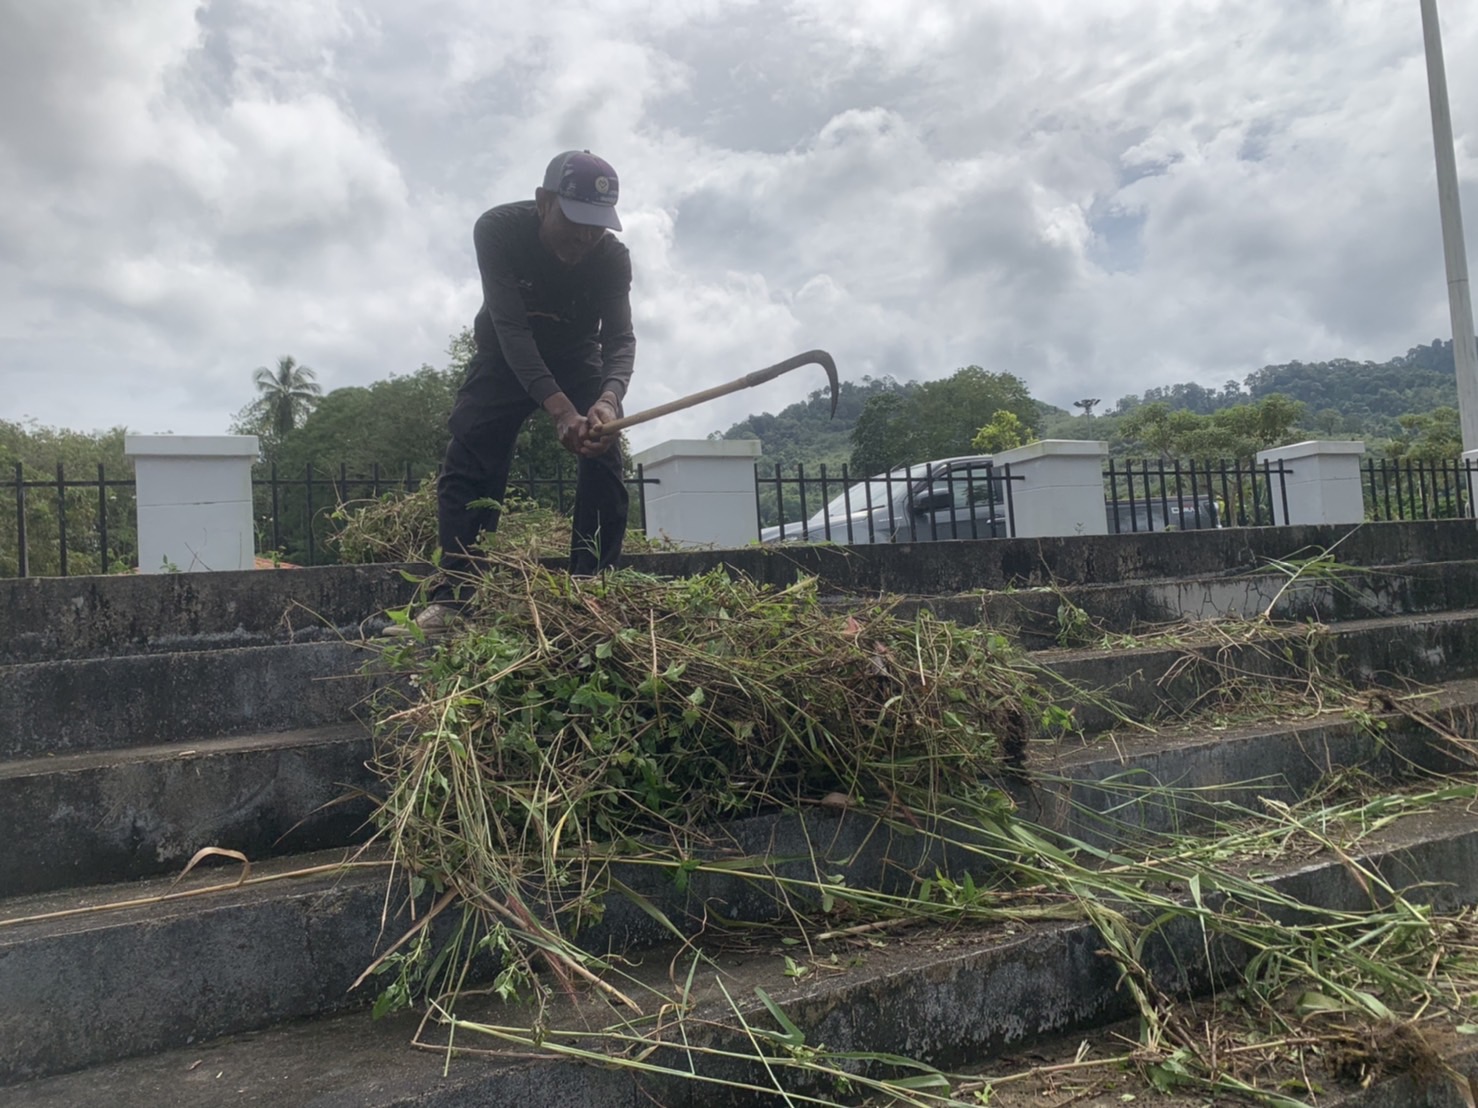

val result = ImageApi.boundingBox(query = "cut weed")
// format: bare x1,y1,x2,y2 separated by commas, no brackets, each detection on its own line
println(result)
359,550,1478,1107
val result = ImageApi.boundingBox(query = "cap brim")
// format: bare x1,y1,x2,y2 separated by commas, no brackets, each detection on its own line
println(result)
558,196,622,232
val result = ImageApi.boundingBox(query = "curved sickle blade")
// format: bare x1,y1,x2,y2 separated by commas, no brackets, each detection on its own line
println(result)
740,349,840,418
597,348,840,436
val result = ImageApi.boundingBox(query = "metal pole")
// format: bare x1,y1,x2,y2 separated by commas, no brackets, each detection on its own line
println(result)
1420,0,1478,451
14,461,28,578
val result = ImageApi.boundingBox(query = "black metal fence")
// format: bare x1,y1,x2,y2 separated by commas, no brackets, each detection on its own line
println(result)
5,462,139,578
755,455,1478,544
4,461,655,579
10,454,1478,577
1362,458,1475,521
1104,458,1290,533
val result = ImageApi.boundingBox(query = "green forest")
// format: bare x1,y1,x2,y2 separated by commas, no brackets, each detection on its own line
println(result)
723,339,1466,475
0,337,1470,574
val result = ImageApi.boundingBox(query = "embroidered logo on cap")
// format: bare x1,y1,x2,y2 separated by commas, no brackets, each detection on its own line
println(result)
557,154,619,207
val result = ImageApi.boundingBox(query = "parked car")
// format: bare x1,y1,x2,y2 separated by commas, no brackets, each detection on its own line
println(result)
759,456,1008,544
759,454,1222,544
1107,498,1220,533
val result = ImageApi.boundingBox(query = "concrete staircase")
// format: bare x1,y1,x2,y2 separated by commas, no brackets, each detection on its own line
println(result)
4,521,1478,1105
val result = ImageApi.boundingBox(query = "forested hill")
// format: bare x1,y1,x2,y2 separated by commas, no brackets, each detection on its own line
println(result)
718,376,920,472
1117,340,1460,437
720,341,1466,465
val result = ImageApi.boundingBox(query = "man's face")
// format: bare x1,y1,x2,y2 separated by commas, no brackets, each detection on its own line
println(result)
536,190,606,266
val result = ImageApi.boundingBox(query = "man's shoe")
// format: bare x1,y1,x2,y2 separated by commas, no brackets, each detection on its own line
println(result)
381,603,462,638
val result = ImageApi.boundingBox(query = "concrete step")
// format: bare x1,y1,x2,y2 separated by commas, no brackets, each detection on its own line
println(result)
916,1011,1478,1108
10,595,1475,768
5,607,1471,889
0,641,385,761
1,690,1471,1084
881,558,1478,649
7,520,1472,665
0,845,392,1085
0,564,417,665
7,799,1477,1106
1041,609,1478,732
623,518,1478,596
0,724,377,897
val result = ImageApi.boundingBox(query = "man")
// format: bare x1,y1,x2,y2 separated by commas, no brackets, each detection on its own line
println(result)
413,149,635,633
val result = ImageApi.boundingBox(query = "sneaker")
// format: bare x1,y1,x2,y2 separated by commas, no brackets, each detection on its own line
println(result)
381,603,462,638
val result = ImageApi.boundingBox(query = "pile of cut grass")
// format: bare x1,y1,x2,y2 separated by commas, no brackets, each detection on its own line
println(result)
367,554,1063,1020
363,554,1478,1107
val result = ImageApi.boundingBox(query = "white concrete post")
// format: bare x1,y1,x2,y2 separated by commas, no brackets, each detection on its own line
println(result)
630,439,763,548
1255,441,1366,526
993,439,1110,538
125,435,260,572
1463,448,1478,514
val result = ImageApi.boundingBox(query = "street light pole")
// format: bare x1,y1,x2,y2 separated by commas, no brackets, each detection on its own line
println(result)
1420,0,1478,451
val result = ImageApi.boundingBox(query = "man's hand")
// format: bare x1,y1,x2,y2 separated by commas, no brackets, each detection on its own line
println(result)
544,394,588,455
579,392,621,457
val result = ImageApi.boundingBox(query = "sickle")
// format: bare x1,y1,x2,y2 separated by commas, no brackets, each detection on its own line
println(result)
594,350,840,436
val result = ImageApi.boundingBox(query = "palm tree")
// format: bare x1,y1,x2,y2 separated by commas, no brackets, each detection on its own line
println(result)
252,356,322,440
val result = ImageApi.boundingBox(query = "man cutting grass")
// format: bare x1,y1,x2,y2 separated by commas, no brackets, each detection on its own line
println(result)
397,149,635,635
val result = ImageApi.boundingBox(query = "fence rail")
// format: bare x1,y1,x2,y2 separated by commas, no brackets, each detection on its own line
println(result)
754,455,1478,543
755,457,1294,542
1103,458,1290,533
1362,458,1474,521
4,461,655,579
9,454,1478,578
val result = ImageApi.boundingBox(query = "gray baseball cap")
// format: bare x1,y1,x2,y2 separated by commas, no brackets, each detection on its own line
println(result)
542,150,622,231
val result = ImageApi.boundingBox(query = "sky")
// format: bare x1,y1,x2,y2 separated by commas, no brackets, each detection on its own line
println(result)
2,0,1477,453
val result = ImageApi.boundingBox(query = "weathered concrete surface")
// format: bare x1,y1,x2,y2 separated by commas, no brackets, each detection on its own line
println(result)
0,724,377,896
0,642,386,760
7,811,1478,1106
1039,610,1478,733
1023,679,1478,848
623,519,1478,595
2,608,1466,904
5,520,1475,664
0,563,419,665
887,559,1478,649
4,519,1476,1097
0,847,400,1085
11,668,1432,898
7,603,1472,765
0,696,1468,1084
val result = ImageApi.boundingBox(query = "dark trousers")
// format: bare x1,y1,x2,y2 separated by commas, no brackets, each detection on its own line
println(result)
435,360,628,597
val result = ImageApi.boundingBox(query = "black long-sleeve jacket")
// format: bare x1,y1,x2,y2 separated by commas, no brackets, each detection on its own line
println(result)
470,201,636,404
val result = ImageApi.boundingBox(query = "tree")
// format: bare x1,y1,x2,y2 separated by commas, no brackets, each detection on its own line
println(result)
848,392,914,475
1117,396,1306,460
911,366,1039,460
1073,398,1101,418
446,328,477,378
1388,407,1462,461
1211,395,1305,455
971,410,1029,453
849,367,1038,473
247,356,323,442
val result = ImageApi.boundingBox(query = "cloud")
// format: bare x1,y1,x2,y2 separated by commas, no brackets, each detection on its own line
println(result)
2,0,1478,451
